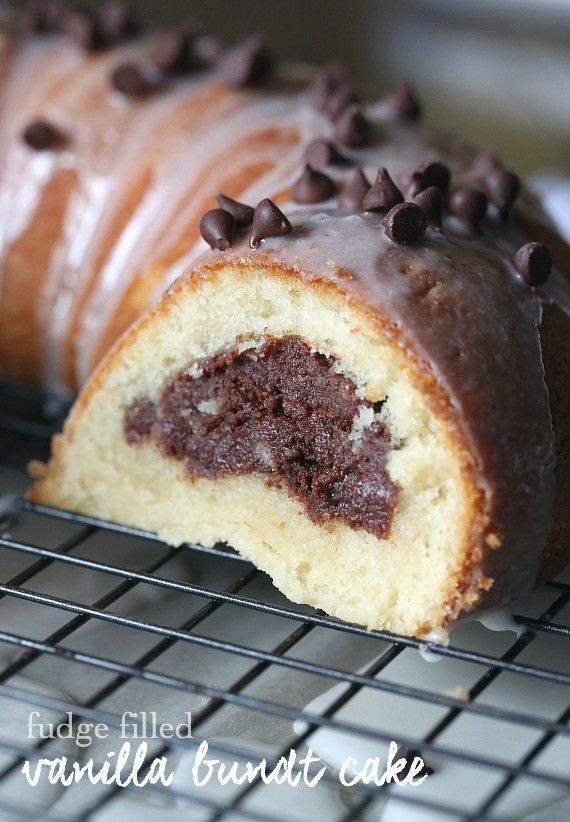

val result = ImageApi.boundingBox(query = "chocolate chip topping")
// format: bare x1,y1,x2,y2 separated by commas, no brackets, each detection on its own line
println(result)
338,167,371,213
217,35,273,87
62,8,104,51
412,186,443,231
215,194,254,227
22,0,65,34
153,30,199,75
323,81,360,120
362,167,404,212
334,104,370,147
111,63,159,99
467,154,520,220
200,208,235,251
310,63,350,111
484,168,520,220
98,1,139,45
24,0,138,48
194,35,225,68
468,152,503,179
382,80,422,122
406,160,451,198
304,139,346,169
513,242,552,286
383,202,427,246
250,199,292,248
22,119,66,151
292,164,336,204
448,187,488,233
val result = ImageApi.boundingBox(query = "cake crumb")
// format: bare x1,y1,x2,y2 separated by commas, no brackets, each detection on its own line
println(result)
444,685,470,702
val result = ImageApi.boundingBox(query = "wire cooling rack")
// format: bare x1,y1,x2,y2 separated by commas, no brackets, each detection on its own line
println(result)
0,381,569,821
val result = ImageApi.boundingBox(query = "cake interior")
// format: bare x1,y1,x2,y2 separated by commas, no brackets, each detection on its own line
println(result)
32,264,478,634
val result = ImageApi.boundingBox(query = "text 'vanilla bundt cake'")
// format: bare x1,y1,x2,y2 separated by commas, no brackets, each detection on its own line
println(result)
1,4,568,636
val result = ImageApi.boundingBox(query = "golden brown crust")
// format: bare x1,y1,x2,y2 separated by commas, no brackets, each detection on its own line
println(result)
0,167,77,384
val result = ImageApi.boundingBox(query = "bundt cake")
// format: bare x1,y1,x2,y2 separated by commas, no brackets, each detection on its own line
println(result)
1,4,569,635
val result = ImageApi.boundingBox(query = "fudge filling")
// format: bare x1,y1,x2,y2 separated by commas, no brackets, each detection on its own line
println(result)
124,337,398,538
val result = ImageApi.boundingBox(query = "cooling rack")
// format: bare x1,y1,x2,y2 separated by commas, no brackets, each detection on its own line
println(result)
0,380,569,821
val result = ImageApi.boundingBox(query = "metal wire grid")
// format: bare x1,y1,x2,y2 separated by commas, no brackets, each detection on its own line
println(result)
0,381,568,821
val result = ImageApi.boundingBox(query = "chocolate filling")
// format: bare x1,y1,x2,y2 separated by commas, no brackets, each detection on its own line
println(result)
124,337,398,538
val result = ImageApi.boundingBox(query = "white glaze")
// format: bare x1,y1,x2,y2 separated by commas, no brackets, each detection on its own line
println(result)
1,32,568,394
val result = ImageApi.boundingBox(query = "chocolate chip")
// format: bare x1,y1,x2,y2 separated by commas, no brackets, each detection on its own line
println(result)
338,167,371,213
382,80,422,122
154,31,199,75
334,105,369,147
394,747,435,779
448,187,488,233
22,119,66,151
413,186,443,231
310,63,350,111
215,194,254,226
21,0,65,34
292,164,336,204
483,168,520,220
111,63,160,99
304,139,347,169
468,152,503,179
62,8,105,51
250,199,292,248
60,3,139,50
324,81,360,120
200,209,235,251
152,16,200,74
194,36,224,68
362,167,404,212
217,35,273,87
98,1,139,45
406,160,451,197
467,154,520,220
513,242,552,286
383,202,426,245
